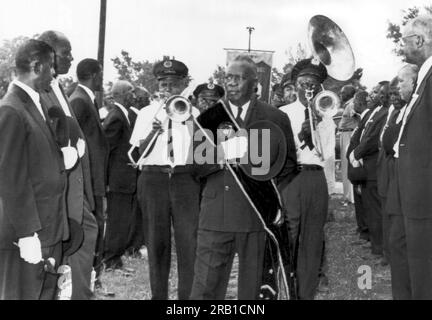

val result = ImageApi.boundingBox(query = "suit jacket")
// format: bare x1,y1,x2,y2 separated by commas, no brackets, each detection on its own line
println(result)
377,108,400,198
103,105,138,194
0,85,68,249
40,86,95,224
352,106,388,182
397,65,432,219
196,98,297,233
69,86,109,197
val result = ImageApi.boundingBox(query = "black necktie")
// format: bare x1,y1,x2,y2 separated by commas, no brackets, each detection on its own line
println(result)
235,106,243,127
167,119,175,163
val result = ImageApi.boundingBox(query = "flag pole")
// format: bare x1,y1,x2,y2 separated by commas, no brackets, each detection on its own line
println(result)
97,0,107,109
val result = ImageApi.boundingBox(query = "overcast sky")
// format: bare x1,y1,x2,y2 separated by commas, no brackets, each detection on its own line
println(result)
0,0,431,89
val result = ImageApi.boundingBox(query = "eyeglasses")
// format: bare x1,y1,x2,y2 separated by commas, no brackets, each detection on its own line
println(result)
401,34,419,43
225,74,247,82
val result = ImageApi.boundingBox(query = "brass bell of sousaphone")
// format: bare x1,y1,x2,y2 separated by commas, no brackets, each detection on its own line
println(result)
305,15,356,159
308,14,355,81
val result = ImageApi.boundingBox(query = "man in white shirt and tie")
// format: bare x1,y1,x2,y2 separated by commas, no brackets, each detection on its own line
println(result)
130,59,200,300
279,58,335,299
39,32,99,300
0,39,68,300
390,15,432,299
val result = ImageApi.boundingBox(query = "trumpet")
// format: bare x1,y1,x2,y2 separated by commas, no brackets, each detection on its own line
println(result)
305,87,340,161
127,95,193,167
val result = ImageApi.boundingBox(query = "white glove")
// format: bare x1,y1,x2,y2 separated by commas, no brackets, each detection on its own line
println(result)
18,233,42,264
61,140,78,170
76,138,86,158
221,136,248,160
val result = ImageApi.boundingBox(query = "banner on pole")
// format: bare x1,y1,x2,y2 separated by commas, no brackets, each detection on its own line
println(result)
225,49,274,103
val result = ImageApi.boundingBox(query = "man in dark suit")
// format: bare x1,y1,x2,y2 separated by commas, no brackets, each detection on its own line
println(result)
380,64,418,299
126,86,151,256
190,56,297,300
392,16,432,299
38,32,99,300
0,39,68,300
350,81,389,262
103,80,139,270
347,90,371,242
376,77,405,266
69,59,109,279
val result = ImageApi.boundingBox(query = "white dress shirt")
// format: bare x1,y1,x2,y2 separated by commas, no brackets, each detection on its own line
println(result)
130,100,200,167
280,100,335,167
51,79,71,116
114,102,130,125
228,100,250,121
130,106,140,115
12,80,45,120
393,56,432,158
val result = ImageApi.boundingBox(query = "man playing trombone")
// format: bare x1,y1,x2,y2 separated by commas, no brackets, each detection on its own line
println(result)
129,58,200,300
279,58,336,299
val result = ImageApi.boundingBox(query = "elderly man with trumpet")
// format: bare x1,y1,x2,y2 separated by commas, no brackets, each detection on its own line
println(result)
129,58,200,300
279,15,356,299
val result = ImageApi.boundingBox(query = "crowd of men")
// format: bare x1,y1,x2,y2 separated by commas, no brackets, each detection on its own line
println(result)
1,14,432,301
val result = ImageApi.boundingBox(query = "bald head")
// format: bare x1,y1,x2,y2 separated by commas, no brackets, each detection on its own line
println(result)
111,80,135,108
38,30,73,75
402,15,432,66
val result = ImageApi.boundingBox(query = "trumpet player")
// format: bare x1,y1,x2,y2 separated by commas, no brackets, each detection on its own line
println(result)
279,58,335,299
129,58,200,300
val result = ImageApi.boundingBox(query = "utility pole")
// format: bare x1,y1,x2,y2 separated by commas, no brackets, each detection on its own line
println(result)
97,0,107,108
246,26,255,52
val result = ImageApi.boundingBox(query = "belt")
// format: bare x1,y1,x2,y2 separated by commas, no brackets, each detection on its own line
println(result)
297,164,323,171
140,165,193,175
339,128,354,132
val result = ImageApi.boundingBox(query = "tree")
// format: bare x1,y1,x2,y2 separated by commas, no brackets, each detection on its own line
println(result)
211,65,226,86
111,50,160,93
0,36,30,98
387,5,432,56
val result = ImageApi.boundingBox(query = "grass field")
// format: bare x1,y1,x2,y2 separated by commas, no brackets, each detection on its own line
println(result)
95,192,392,300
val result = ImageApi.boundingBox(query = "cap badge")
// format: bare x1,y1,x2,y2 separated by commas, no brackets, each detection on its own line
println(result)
311,57,320,66
163,60,173,68
207,83,215,90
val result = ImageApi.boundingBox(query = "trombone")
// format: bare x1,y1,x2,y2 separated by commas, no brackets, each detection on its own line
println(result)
127,95,192,167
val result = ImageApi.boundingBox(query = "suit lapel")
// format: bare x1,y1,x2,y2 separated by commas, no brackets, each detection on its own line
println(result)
13,85,58,148
244,98,257,127
405,65,432,124
114,105,131,132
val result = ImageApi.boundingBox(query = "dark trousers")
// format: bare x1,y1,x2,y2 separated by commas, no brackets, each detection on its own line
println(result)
67,199,98,300
0,242,62,300
381,196,390,260
128,200,147,250
388,214,411,300
93,196,105,276
137,171,200,300
353,183,369,238
362,181,383,255
280,169,328,300
104,192,137,267
190,230,266,300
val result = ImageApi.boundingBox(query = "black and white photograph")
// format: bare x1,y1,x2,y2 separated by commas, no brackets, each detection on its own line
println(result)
0,0,432,303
